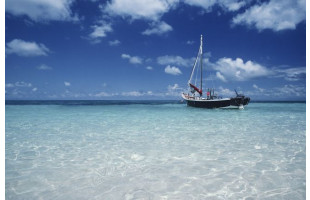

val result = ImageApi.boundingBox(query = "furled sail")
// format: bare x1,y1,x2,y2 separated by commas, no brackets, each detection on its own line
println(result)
189,83,202,95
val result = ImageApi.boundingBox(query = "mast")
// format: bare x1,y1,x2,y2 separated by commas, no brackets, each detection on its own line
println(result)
188,39,201,85
187,35,204,96
200,35,203,96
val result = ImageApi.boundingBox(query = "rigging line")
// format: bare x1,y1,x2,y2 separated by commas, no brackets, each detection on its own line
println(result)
194,46,202,87
204,71,208,92
188,44,202,85
200,43,203,93
211,72,215,90
194,55,199,87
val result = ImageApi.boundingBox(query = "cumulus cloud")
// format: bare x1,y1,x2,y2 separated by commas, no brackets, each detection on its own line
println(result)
6,39,50,57
217,86,235,96
64,81,71,86
109,39,121,46
37,64,53,70
164,65,182,75
157,55,194,67
146,66,153,70
184,0,246,12
5,0,78,22
214,57,271,81
186,40,195,45
272,67,306,81
121,54,143,64
223,1,246,11
5,83,15,88
120,91,155,97
142,21,173,35
89,21,113,43
273,84,305,97
32,88,38,92
15,81,32,87
166,83,183,96
93,91,111,97
253,84,265,92
103,0,178,21
121,91,144,97
232,0,306,31
102,0,248,23
6,82,33,89
216,72,227,82
167,83,180,91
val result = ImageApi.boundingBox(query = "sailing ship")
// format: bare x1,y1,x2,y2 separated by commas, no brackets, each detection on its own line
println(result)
182,35,250,109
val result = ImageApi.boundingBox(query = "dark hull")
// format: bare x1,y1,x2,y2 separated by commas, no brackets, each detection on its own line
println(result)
230,97,250,106
185,96,250,109
186,99,231,108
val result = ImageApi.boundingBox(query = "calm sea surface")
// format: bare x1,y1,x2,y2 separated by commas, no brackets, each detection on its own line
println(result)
5,101,306,199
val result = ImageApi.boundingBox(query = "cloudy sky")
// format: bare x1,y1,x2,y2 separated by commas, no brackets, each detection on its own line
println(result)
5,0,306,100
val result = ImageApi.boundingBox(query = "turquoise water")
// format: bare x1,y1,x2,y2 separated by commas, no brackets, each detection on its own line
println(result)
6,101,306,199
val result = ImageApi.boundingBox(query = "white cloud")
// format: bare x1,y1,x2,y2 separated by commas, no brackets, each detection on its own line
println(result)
223,1,246,11
273,84,305,97
89,21,113,43
183,0,217,12
218,86,235,96
109,39,121,46
93,91,111,97
37,64,53,70
142,21,173,35
64,81,71,86
164,65,182,75
232,0,306,31
166,83,184,96
253,84,265,92
216,72,227,82
186,40,195,45
214,57,271,81
184,0,246,12
244,84,305,99
121,54,143,64
121,54,130,59
121,91,144,97
103,0,178,21
32,88,38,92
15,81,32,87
157,55,194,67
167,83,180,91
5,0,78,22
146,66,153,70
120,90,156,97
88,91,119,97
5,83,15,88
6,82,33,88
6,39,50,57
272,67,306,81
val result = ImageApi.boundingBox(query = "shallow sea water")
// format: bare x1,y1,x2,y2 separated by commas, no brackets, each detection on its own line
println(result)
5,101,306,199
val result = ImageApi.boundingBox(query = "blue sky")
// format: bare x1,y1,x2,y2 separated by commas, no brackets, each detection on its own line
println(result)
5,0,306,100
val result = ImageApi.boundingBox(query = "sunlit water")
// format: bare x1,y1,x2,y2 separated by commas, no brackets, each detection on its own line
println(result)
5,101,306,199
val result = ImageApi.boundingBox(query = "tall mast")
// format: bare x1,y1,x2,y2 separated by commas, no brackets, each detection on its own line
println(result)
188,37,202,85
200,35,203,96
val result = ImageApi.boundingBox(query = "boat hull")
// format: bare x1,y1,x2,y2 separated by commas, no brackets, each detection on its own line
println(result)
230,96,250,107
182,93,250,109
185,99,231,108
